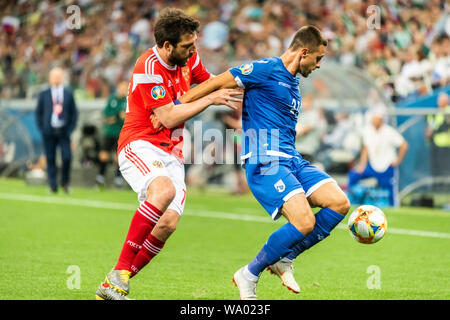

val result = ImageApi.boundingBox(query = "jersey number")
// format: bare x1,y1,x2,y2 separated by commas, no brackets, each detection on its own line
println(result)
290,98,300,116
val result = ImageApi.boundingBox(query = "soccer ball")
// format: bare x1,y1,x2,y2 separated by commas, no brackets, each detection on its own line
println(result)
347,205,387,244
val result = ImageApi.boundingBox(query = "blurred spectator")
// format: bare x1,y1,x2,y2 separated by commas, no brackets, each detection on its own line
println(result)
322,111,352,150
394,46,427,98
25,155,47,182
429,34,450,89
96,80,128,187
35,67,78,194
348,109,408,206
295,95,327,162
426,92,450,177
201,8,229,50
317,111,357,171
1,15,20,35
79,123,101,168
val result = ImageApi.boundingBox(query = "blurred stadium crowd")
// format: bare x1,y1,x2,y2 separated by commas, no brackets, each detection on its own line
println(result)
0,0,449,102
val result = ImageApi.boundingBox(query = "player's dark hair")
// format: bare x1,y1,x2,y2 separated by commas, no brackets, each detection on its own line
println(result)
289,25,328,52
154,8,200,48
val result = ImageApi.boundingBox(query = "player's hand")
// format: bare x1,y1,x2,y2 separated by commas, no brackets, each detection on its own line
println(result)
208,88,243,110
355,163,366,173
150,113,165,132
391,159,400,167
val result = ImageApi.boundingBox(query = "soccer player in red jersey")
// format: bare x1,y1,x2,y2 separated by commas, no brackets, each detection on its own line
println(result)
96,8,242,300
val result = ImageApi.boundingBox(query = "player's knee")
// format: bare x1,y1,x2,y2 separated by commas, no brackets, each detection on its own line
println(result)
301,213,316,235
162,185,176,204
331,195,351,216
147,176,176,205
292,210,315,235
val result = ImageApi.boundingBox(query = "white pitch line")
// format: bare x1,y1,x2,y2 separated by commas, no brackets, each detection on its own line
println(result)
382,227,450,239
0,192,450,240
186,209,450,239
0,192,136,211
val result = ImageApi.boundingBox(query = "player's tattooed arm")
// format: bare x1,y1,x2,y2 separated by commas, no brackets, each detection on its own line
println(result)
179,71,239,104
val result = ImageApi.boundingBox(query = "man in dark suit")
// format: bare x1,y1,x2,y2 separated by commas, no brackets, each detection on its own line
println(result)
36,67,78,194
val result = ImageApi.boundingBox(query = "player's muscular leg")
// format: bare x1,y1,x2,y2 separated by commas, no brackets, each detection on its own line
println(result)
280,193,315,235
146,176,176,213
151,210,180,242
145,176,179,242
308,181,350,215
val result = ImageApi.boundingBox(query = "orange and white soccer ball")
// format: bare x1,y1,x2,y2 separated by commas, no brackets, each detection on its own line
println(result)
348,205,387,244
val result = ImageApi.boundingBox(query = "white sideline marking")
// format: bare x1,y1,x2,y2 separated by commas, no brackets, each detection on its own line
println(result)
0,192,450,240
188,210,450,239
0,192,135,211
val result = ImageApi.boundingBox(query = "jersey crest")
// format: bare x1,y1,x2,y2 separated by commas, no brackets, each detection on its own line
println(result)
274,179,286,192
182,66,190,82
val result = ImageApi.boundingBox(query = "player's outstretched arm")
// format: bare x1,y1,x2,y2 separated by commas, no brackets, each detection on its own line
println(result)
179,71,238,104
152,88,242,129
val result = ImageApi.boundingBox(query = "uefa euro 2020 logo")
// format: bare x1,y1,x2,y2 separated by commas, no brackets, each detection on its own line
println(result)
151,85,166,100
239,63,254,75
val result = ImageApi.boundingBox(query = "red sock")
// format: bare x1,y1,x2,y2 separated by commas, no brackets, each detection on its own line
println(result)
130,233,165,277
114,201,162,272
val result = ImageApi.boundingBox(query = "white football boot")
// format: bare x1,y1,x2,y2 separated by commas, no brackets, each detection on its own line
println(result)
267,260,300,293
232,266,258,300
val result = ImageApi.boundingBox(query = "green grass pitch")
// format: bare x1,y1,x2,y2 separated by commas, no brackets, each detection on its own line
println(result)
0,178,449,300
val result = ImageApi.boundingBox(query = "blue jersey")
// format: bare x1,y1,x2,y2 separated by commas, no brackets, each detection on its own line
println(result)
230,58,334,219
229,57,301,161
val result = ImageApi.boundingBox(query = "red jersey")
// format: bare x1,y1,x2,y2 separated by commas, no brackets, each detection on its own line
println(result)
117,46,211,160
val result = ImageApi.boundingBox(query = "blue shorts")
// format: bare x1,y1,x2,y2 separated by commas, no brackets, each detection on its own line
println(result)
244,155,334,220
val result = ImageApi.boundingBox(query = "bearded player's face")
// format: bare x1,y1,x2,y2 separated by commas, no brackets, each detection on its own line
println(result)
169,33,198,67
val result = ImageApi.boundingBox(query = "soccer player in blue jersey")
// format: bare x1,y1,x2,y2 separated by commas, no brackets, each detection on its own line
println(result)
178,25,350,300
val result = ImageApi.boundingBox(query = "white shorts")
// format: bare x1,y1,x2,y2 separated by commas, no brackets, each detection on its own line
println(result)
118,140,186,215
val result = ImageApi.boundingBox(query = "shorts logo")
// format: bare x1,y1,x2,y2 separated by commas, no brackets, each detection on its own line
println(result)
151,85,166,100
152,160,164,168
274,179,285,193
239,63,253,75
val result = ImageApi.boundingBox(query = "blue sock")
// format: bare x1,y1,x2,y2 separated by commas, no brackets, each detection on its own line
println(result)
285,208,344,261
247,223,305,277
